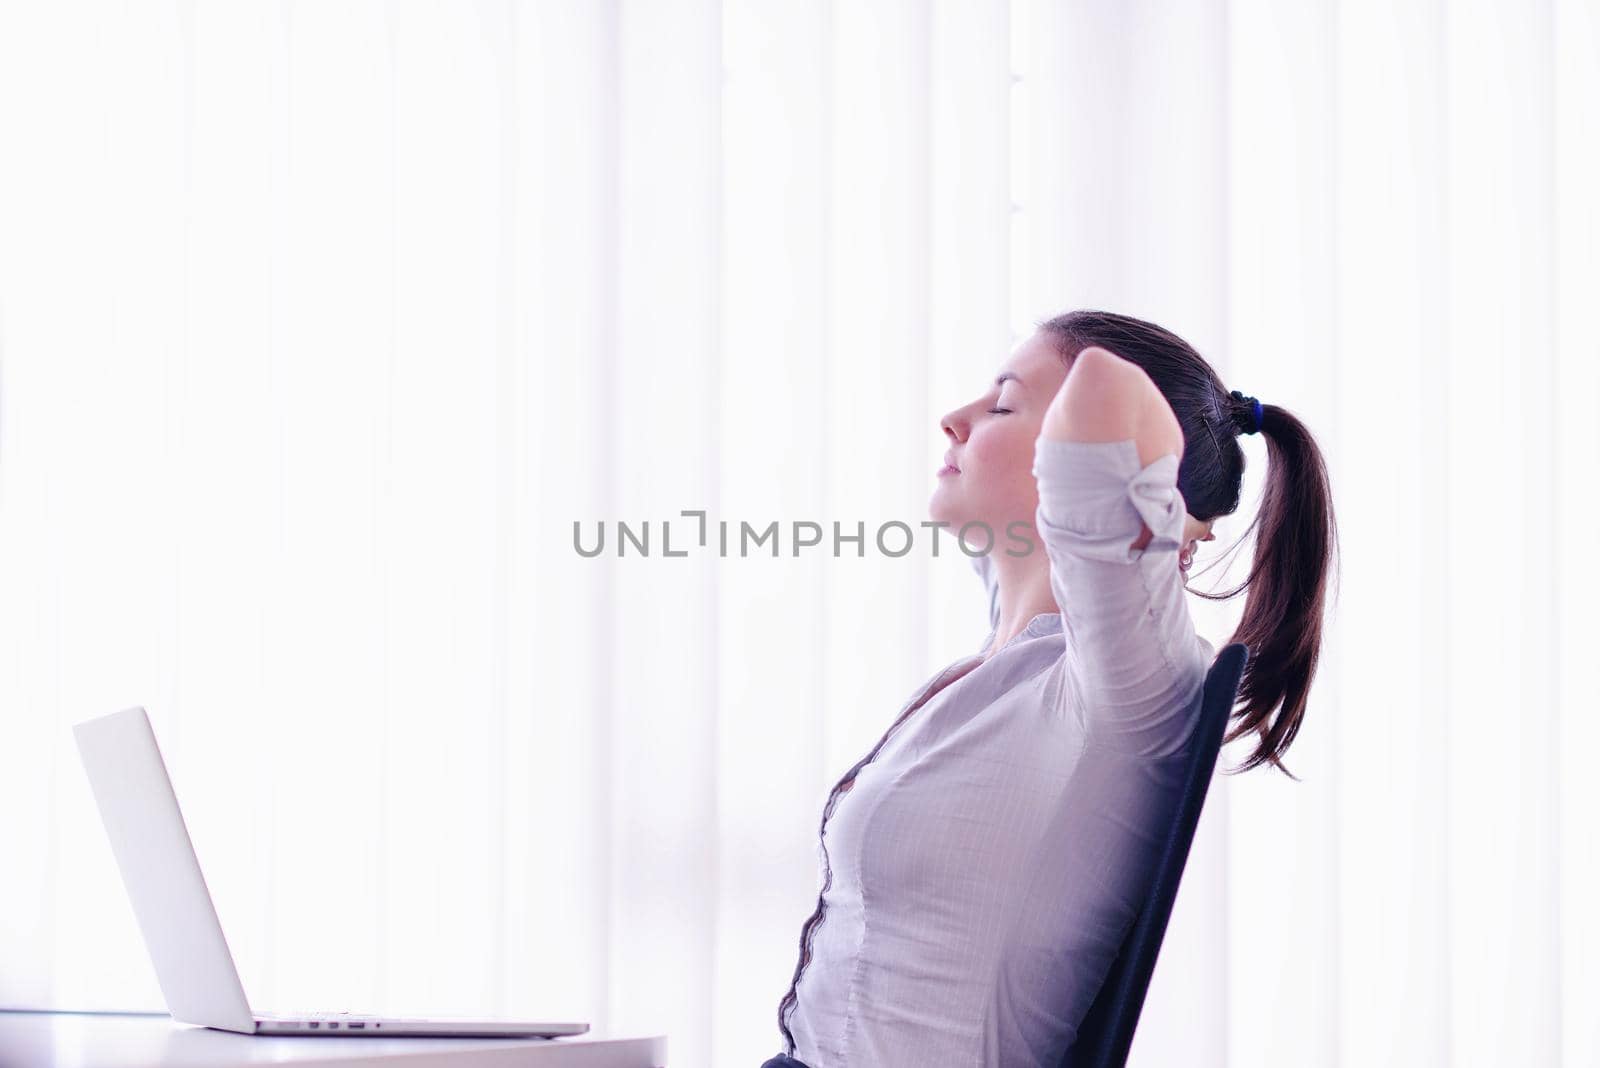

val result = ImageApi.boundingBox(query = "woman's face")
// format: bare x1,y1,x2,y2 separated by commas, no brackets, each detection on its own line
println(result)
930,330,1216,564
929,331,1069,538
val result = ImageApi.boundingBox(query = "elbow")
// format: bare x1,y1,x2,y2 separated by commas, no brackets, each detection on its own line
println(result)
1041,346,1182,469
1043,347,1142,443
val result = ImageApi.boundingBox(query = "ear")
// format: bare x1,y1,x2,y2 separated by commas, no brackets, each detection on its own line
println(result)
1181,513,1214,546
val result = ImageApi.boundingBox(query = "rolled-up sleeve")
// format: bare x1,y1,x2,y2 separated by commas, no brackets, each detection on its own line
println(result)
1031,433,1209,757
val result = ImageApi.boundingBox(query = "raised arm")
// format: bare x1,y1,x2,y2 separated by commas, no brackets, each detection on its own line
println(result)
1032,347,1209,756
1040,346,1186,523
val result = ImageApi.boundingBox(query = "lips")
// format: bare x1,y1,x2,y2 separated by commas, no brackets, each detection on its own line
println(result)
943,450,960,472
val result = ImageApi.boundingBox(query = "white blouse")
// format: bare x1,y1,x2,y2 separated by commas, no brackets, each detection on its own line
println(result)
779,433,1215,1067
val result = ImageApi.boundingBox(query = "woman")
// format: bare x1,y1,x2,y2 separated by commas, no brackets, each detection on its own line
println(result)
762,310,1337,1068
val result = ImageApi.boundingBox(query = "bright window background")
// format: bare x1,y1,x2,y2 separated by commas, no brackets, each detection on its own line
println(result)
1,2,1597,1066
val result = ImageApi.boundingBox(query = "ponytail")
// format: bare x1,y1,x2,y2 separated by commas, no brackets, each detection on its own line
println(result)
1210,396,1339,777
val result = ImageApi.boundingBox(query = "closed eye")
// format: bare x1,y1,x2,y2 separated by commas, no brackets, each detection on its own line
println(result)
988,408,1012,415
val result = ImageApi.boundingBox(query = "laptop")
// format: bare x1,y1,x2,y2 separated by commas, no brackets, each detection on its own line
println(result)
72,705,590,1039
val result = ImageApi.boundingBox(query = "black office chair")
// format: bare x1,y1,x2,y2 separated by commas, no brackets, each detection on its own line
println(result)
1059,641,1250,1068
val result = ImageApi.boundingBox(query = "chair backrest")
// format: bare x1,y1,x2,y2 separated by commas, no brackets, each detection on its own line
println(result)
1059,641,1250,1068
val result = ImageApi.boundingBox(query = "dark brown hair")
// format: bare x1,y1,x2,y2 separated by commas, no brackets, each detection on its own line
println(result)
1036,308,1339,778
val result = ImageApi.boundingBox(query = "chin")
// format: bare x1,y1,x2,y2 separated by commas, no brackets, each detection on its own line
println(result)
927,493,971,530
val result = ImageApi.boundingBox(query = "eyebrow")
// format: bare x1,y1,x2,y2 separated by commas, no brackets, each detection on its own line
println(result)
994,372,1024,389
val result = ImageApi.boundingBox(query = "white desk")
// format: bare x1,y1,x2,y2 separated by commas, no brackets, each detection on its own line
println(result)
0,1011,668,1068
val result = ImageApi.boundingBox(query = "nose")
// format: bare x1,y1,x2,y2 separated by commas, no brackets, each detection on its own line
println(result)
941,408,968,443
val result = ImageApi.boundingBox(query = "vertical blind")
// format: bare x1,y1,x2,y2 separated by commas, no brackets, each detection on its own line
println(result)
1,2,1596,1066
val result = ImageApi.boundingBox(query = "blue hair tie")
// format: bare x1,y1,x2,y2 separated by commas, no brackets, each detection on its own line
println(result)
1229,390,1264,435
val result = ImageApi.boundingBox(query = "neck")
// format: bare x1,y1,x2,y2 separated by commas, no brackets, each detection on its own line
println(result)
982,547,1059,659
